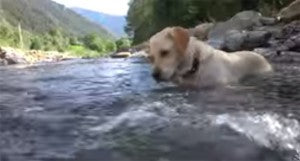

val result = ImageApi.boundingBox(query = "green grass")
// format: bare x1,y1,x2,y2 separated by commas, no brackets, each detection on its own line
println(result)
67,45,110,58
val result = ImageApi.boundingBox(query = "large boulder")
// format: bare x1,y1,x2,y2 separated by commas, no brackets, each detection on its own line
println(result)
278,0,300,22
208,11,263,49
207,11,276,50
189,23,215,40
223,30,271,51
223,30,247,51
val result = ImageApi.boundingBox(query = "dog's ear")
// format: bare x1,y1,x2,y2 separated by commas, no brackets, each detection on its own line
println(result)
170,27,190,54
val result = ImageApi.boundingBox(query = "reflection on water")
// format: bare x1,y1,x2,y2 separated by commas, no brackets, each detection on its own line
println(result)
0,58,300,161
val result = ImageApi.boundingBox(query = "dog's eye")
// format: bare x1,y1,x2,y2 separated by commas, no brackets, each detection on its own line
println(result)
160,50,169,57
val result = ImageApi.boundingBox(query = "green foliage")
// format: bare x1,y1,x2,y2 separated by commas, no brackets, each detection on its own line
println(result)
0,23,27,48
69,37,80,46
83,33,105,52
67,45,106,58
30,37,42,50
0,0,118,57
0,24,117,57
104,40,117,52
116,38,132,51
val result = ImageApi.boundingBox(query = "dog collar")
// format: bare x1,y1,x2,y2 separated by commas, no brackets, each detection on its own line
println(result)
182,57,199,78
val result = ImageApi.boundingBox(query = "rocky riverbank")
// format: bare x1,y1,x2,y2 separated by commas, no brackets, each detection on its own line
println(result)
0,47,78,66
189,0,300,64
131,0,300,64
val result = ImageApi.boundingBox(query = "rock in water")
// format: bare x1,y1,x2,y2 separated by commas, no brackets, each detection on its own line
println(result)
111,52,132,58
278,0,300,22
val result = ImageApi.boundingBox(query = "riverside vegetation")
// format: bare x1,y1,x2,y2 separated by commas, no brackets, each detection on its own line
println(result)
0,0,132,64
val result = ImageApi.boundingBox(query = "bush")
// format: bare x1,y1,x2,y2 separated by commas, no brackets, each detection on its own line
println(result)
69,37,80,46
116,38,132,51
83,33,106,52
30,37,42,50
68,45,105,58
104,40,117,52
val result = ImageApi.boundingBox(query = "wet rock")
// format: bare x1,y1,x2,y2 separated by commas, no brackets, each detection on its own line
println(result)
245,31,272,49
208,11,267,49
254,48,277,58
278,0,300,22
280,20,300,39
254,48,300,63
189,23,214,40
111,52,132,58
268,21,300,51
276,33,300,52
224,30,271,51
260,17,277,25
253,25,283,38
224,30,247,51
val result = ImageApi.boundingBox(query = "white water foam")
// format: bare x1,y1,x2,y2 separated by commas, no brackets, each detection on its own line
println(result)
88,100,300,159
212,112,300,157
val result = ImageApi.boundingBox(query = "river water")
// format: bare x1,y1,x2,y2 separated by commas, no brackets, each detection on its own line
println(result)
1,58,300,161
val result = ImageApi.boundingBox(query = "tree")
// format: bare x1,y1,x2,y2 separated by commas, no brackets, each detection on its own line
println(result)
116,38,132,51
83,33,105,52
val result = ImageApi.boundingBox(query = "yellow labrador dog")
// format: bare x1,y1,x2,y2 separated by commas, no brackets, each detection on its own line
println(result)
149,27,272,87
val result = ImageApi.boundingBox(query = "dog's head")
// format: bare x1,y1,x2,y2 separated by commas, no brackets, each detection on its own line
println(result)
149,27,190,81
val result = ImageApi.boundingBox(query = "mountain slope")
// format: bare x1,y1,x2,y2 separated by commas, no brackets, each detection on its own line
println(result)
0,0,113,38
72,8,126,38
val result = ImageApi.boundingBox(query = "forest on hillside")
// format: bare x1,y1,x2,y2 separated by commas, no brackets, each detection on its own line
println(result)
126,0,294,44
0,0,131,57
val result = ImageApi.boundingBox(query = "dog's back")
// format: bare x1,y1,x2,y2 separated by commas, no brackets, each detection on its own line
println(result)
228,51,272,76
193,41,273,86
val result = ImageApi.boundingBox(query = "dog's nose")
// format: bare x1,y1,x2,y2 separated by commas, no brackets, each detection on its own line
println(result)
152,70,161,81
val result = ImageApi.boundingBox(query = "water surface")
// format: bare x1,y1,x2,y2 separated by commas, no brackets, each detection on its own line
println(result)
1,58,300,161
